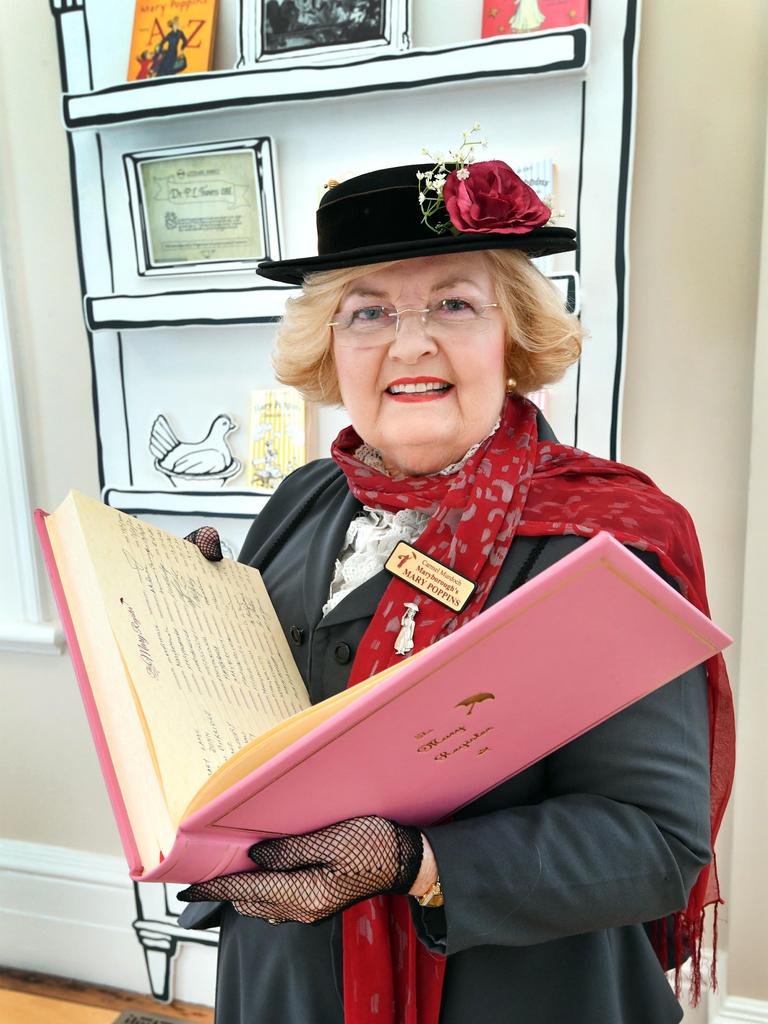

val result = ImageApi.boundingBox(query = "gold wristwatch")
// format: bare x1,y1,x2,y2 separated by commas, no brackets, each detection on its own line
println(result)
416,876,444,907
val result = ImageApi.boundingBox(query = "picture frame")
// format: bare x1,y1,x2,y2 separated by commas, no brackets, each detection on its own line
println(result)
124,138,281,277
237,0,411,67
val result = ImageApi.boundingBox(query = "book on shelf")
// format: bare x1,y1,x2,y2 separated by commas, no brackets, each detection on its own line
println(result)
515,158,557,211
514,158,559,273
247,388,306,492
128,0,218,82
482,0,589,38
35,490,730,884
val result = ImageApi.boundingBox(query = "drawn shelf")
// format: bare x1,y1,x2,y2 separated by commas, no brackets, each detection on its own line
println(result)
62,30,590,130
85,285,299,330
84,275,578,331
103,487,271,518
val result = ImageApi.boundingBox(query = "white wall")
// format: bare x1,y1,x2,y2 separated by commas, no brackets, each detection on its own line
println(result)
0,2,111,853
1,0,766,1012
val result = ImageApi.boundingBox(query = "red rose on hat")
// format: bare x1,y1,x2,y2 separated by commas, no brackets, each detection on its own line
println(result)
442,160,551,234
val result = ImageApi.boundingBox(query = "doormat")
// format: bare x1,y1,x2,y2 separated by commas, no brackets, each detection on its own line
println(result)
112,1012,189,1024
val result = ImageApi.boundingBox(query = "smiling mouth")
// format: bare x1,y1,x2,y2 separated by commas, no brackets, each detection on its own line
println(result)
386,381,453,396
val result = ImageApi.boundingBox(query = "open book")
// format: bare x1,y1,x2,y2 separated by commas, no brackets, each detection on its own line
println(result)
36,490,731,884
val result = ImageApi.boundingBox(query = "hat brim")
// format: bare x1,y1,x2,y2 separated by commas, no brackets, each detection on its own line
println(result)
257,227,577,286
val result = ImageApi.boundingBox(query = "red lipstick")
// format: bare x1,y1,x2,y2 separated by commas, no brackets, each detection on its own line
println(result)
385,377,453,403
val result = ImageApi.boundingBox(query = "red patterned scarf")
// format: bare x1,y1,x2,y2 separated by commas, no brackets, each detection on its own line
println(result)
331,395,734,1022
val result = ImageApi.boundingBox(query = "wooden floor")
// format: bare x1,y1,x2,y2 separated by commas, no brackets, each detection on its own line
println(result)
0,969,214,1024
0,989,117,1023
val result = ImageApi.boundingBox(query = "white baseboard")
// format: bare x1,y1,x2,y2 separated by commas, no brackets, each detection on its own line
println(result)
711,997,768,1024
699,953,768,1024
0,838,216,1006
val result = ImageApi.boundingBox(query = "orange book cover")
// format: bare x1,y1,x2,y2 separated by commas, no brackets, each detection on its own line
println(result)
127,0,218,82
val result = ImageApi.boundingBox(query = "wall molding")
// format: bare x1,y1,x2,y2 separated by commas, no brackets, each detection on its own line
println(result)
0,619,66,655
0,838,215,1005
0,224,64,655
711,995,768,1024
689,953,768,1024
0,837,129,886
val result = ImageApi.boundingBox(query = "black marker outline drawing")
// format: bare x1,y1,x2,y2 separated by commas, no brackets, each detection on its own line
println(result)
149,412,242,488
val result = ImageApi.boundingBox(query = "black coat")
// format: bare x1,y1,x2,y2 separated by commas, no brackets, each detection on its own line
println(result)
180,416,712,1024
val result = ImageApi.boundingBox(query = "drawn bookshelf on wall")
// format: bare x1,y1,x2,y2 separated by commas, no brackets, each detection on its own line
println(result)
48,0,640,1004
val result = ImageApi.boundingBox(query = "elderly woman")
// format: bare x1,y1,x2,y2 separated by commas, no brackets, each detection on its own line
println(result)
178,157,734,1024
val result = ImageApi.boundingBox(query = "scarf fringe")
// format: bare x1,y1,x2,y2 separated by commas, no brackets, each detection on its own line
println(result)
662,900,721,1006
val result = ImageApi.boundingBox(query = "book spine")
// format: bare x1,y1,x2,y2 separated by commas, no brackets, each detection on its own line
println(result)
34,509,144,876
132,830,255,884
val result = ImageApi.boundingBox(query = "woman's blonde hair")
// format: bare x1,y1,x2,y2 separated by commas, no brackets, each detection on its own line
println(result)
272,249,584,404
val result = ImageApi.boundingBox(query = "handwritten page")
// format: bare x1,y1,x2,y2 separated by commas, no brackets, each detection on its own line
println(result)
69,491,310,824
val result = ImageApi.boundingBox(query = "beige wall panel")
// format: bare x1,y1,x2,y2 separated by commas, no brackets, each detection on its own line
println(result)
625,0,768,1001
723,90,768,1003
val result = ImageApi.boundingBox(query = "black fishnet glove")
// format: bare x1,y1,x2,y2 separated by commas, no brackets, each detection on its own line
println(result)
183,526,223,561
176,815,424,924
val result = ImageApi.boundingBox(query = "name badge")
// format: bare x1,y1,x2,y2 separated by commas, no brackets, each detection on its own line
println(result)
385,542,476,613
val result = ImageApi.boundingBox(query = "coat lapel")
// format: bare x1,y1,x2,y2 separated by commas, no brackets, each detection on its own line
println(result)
302,482,362,628
300,473,393,631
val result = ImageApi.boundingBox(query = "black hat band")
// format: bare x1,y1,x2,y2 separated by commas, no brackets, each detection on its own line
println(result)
317,183,435,255
257,162,577,284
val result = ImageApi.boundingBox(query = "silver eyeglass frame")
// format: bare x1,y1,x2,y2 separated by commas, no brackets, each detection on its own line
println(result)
327,302,500,334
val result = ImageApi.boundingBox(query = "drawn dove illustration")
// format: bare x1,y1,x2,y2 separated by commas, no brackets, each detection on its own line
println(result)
149,413,241,486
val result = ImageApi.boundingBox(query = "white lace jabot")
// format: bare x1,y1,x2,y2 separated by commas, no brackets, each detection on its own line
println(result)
322,420,500,617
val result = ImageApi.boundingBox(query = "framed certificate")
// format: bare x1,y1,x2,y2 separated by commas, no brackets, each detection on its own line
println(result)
238,0,411,66
124,138,281,276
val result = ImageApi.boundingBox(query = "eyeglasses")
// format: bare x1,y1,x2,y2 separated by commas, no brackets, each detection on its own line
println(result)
328,298,500,348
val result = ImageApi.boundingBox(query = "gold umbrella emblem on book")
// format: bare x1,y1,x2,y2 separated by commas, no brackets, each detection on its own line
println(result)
456,692,496,715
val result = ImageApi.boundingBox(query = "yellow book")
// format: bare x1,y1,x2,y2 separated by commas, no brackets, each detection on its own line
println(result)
248,388,306,491
127,0,218,82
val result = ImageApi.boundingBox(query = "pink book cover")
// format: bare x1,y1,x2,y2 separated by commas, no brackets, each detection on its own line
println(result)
36,509,730,884
482,0,589,38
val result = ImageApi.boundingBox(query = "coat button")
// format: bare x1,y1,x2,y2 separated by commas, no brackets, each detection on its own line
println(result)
334,642,352,664
289,626,304,645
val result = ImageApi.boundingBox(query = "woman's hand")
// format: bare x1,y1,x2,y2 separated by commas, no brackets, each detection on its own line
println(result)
183,526,223,561
177,815,427,924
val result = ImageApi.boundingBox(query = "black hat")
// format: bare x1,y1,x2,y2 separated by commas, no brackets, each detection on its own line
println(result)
257,162,577,286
